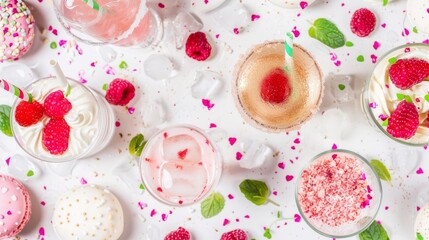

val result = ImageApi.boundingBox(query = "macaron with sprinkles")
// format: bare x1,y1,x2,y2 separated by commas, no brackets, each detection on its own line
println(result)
0,0,36,61
0,175,32,240
52,184,124,240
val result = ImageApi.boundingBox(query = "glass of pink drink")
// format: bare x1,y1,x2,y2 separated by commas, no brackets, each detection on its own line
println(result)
139,125,223,206
53,0,162,47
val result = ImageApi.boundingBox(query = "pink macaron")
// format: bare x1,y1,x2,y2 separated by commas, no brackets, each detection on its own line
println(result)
0,175,32,240
0,0,36,61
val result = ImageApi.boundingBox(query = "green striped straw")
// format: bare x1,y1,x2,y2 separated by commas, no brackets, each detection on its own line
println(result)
0,79,33,103
284,32,294,74
82,0,101,11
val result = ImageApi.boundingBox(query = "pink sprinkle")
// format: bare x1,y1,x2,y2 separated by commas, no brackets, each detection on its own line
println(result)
402,28,410,36
361,173,366,180
52,29,58,36
202,99,215,110
294,138,300,144
209,123,217,128
233,28,240,34
424,146,428,150
381,23,386,28
423,39,429,44
229,137,237,146
291,26,300,38
299,1,308,9
75,44,83,55
272,191,277,196
418,206,421,211
294,214,301,222
150,209,157,217
105,66,116,75
6,211,11,215
80,178,88,185
5,157,10,166
417,168,424,174
371,54,378,64
59,40,67,47
228,194,234,199
115,121,121,127
223,218,230,226
215,34,220,39
161,213,168,221
286,175,294,182
40,201,46,206
128,107,135,114
331,144,338,150
334,60,341,66
251,14,260,21
332,154,337,160
244,215,250,218
291,146,296,150
236,152,243,160
369,102,378,109
385,206,389,210
158,2,165,8
330,52,338,61
373,41,381,50
90,62,96,67
367,185,372,193
138,202,147,210
278,162,285,169
39,227,45,236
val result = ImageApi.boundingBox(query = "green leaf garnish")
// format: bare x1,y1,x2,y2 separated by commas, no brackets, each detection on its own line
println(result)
102,83,108,91
129,134,147,157
263,228,272,239
359,221,389,240
382,0,388,6
119,61,128,69
345,41,354,47
0,105,12,137
201,192,225,218
277,211,281,219
417,232,424,240
357,55,365,62
397,93,405,101
425,95,429,103
239,179,279,206
26,170,34,177
50,41,58,49
65,85,71,98
308,18,345,49
338,84,346,90
388,57,397,64
139,183,145,190
382,118,389,127
370,159,392,186
413,27,419,34
405,95,413,103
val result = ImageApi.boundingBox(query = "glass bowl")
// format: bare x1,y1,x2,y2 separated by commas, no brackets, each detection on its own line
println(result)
295,149,382,238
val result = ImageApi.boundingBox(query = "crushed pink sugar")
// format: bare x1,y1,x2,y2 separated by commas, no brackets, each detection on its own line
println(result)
298,153,370,227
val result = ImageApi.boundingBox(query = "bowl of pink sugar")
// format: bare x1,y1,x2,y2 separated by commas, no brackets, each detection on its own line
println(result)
296,149,382,238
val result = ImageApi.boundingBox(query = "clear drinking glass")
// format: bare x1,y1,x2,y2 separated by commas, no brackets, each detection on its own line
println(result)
52,0,163,47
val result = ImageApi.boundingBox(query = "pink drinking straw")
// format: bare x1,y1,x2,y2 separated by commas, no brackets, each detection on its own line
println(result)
0,79,33,103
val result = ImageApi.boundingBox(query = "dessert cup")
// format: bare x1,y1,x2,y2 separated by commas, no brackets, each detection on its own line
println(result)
362,43,429,146
139,124,222,206
233,41,323,132
11,77,115,163
296,149,382,238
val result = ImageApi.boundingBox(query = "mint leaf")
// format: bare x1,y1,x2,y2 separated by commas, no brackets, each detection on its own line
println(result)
201,192,225,218
383,0,388,6
397,93,405,101
424,94,429,103
0,105,12,137
388,57,397,64
382,118,389,127
139,183,145,190
27,170,34,177
119,61,128,69
359,221,389,240
308,18,345,49
357,55,365,62
239,179,279,206
338,84,346,90
370,159,392,186
263,228,272,239
405,95,413,103
345,41,354,47
417,232,424,240
129,134,147,157
413,27,419,34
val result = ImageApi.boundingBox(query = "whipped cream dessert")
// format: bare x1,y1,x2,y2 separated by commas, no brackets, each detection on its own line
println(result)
368,45,429,144
415,203,429,240
13,77,100,160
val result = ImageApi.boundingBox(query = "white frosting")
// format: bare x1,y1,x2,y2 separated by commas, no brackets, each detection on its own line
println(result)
407,0,429,35
52,185,124,240
14,78,98,159
268,0,316,9
415,203,429,239
369,46,429,144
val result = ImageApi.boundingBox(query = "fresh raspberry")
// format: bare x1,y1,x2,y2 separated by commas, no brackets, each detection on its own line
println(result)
15,100,44,127
42,118,70,155
44,90,72,119
387,100,419,140
350,8,376,37
260,68,291,104
164,227,191,240
105,78,136,106
388,58,429,90
220,229,248,240
185,32,212,61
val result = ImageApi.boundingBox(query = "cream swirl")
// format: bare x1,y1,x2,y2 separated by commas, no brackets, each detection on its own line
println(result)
369,46,429,144
14,78,98,159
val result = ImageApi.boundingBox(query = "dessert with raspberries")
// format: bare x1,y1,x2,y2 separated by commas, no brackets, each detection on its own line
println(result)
11,77,115,161
233,41,323,132
365,44,429,145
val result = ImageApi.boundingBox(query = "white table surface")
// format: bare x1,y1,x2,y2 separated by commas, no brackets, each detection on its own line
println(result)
0,0,427,239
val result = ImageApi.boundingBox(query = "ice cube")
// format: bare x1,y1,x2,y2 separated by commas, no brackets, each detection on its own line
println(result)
212,1,251,34
98,45,117,63
141,224,161,240
0,63,35,84
328,74,354,103
7,154,40,181
160,161,207,198
239,141,274,169
190,0,228,13
141,99,167,128
45,160,77,177
390,144,420,175
173,11,203,49
162,134,202,162
319,108,349,140
112,159,144,195
191,71,223,99
143,54,176,80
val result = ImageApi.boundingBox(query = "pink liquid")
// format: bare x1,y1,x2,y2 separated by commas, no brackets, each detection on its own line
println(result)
57,0,152,46
140,126,221,206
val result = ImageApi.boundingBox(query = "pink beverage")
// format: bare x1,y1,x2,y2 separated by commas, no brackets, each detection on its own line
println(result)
140,125,222,206
54,0,161,47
